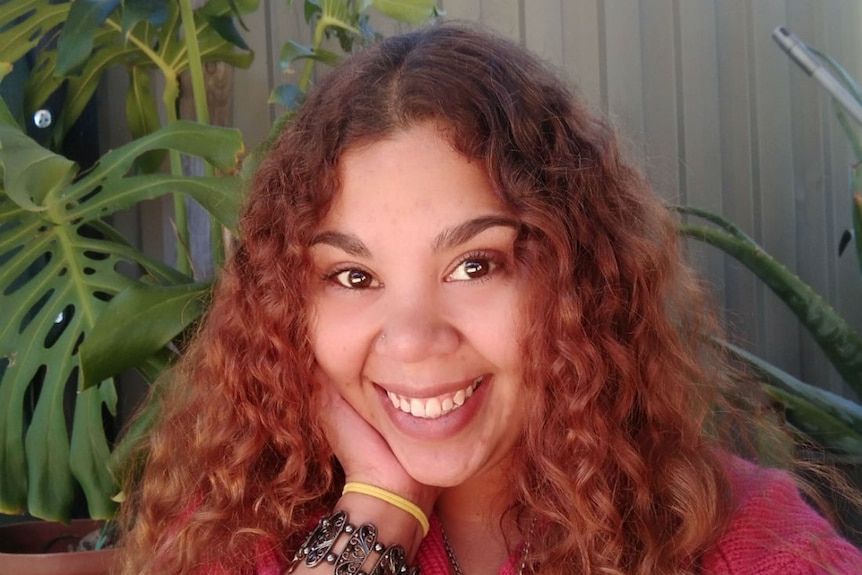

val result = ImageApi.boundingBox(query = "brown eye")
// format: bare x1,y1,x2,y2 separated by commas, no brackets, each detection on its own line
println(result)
448,257,493,281
332,268,378,289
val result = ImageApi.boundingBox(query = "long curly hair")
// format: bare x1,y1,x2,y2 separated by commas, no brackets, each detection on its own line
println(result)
118,21,763,574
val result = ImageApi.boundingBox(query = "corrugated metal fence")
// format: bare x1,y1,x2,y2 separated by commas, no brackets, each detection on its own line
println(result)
231,0,862,396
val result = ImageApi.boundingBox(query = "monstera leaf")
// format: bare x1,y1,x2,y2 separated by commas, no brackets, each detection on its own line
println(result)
0,120,243,521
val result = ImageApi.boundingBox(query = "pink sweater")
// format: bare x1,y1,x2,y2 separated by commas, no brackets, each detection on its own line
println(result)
260,460,862,574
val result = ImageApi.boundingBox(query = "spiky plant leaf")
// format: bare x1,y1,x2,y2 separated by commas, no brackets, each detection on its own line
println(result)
678,206,862,396
854,193,862,274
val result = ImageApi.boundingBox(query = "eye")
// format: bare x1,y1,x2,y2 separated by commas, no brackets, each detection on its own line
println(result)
329,268,379,289
447,254,497,282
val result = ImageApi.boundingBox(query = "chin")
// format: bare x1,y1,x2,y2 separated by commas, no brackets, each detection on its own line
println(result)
396,454,476,488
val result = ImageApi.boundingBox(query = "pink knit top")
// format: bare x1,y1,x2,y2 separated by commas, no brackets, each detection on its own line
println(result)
257,459,862,574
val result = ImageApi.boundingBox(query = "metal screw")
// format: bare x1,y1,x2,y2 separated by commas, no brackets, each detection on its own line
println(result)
33,109,52,128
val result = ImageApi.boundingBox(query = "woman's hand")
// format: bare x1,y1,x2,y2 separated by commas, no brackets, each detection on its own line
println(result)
317,375,440,516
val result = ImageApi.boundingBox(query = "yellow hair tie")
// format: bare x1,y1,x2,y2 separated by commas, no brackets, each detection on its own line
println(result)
342,482,430,536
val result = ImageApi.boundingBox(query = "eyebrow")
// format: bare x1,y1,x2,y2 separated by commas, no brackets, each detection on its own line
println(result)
432,215,520,252
309,214,520,256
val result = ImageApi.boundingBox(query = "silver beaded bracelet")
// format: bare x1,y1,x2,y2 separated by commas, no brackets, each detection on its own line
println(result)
288,510,421,575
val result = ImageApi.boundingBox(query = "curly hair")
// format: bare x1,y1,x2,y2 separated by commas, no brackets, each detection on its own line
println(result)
118,21,762,575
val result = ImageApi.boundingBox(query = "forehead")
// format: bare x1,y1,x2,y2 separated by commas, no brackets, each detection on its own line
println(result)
322,124,506,232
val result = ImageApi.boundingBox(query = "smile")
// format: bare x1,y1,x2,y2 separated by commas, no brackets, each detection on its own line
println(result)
385,376,484,419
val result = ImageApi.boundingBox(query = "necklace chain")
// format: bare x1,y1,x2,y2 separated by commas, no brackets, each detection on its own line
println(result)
439,523,531,575
440,525,466,575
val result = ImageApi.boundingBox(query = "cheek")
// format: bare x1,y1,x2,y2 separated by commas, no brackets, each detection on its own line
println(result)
309,299,369,382
458,287,523,358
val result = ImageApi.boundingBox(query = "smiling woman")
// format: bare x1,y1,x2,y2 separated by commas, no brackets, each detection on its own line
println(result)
310,124,526,492
115,22,862,575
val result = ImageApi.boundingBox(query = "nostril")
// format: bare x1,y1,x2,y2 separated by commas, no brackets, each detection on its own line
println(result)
375,318,461,362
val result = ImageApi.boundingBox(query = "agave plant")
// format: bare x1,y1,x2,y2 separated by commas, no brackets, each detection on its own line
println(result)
678,32,862,457
678,206,862,454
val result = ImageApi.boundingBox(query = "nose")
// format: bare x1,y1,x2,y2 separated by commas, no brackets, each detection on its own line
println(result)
374,290,461,363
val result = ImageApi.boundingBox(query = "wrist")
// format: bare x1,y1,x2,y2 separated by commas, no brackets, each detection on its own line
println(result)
289,507,421,575
342,482,430,537
342,475,437,522
337,492,426,556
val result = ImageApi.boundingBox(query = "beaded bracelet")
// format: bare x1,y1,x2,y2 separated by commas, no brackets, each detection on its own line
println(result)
288,510,421,575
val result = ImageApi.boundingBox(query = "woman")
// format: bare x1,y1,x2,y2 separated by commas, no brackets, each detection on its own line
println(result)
118,22,862,574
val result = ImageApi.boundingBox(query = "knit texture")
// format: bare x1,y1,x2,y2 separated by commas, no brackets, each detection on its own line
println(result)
412,459,862,574
259,460,862,574
699,458,862,575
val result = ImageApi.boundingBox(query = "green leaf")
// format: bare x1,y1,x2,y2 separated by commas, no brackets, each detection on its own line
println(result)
280,41,339,70
721,340,862,432
204,14,251,51
279,40,315,69
854,193,862,274
71,173,242,229
0,125,76,210
23,362,76,521
69,381,118,519
64,121,244,192
107,369,163,488
269,83,305,110
0,94,17,128
371,0,439,24
810,47,862,108
317,0,360,36
763,385,862,454
120,0,170,33
0,62,11,83
27,26,140,144
678,208,862,396
162,1,255,72
304,0,322,24
79,282,210,388
0,120,241,520
56,0,122,75
0,0,70,67
125,65,165,173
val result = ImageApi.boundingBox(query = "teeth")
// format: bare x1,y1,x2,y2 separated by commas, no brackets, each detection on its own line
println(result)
453,390,465,406
425,397,442,418
410,398,425,417
385,376,483,420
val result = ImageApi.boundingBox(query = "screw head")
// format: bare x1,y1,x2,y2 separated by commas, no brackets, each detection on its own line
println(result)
34,109,52,128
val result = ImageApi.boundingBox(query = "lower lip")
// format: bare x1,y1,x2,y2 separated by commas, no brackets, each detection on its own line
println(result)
376,379,489,440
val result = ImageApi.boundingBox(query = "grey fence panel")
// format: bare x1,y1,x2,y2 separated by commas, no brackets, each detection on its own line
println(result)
224,0,862,397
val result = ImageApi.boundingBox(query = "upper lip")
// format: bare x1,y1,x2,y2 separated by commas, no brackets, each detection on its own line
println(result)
372,375,484,398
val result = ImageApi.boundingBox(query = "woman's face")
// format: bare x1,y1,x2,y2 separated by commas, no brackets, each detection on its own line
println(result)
309,123,527,488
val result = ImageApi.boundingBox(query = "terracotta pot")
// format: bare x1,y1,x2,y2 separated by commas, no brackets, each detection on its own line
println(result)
0,518,115,575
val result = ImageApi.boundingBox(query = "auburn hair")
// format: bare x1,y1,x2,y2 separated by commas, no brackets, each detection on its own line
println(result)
118,21,760,574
